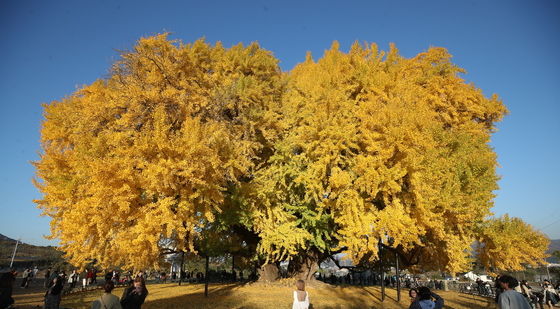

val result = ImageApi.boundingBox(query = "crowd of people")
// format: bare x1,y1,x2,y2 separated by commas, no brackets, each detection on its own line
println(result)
2,264,560,309
0,267,149,309
495,275,560,309
317,271,447,291
458,274,560,309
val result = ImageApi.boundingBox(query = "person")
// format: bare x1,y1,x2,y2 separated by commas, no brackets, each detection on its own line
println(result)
112,271,120,284
47,270,59,290
92,269,98,284
92,281,122,309
86,269,94,286
68,270,78,289
44,276,63,309
105,270,114,283
0,272,16,309
519,280,538,307
27,268,35,287
542,280,559,309
495,276,505,303
496,275,531,309
409,288,418,304
20,269,30,288
121,277,148,309
292,279,309,309
44,268,52,288
409,286,444,309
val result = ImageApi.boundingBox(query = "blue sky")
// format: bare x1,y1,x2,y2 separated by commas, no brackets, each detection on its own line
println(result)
1,0,559,246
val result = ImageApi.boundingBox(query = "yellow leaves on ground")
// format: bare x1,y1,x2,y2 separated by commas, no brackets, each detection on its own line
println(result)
14,283,494,309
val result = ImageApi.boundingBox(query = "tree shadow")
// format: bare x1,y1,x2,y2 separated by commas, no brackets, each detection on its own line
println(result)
316,286,401,309
142,283,246,309
441,293,494,309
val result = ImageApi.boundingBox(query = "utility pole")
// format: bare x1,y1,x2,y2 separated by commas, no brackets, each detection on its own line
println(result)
396,252,401,302
10,239,20,268
379,241,385,302
204,255,209,297
178,251,185,286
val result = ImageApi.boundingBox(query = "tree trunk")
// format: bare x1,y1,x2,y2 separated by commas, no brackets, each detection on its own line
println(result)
204,255,209,297
288,252,320,281
257,263,279,282
178,251,185,286
231,254,236,282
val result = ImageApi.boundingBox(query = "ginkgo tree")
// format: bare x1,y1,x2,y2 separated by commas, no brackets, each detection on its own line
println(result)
34,34,548,278
247,41,546,278
477,215,549,273
34,34,283,269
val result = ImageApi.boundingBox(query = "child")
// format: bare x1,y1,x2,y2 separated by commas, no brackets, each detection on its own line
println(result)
292,279,310,309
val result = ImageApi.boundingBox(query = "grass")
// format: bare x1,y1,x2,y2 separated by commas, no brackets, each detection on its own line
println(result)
14,283,495,309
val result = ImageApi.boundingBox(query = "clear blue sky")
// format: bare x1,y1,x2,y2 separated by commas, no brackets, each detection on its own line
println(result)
1,0,559,246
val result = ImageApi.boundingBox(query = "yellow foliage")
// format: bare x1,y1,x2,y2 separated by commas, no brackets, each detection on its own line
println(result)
477,215,549,272
34,34,283,269
252,41,507,273
35,35,544,275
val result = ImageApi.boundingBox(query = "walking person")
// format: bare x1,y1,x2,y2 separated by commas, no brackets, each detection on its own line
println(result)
120,277,148,309
91,281,122,309
292,279,309,309
20,269,30,288
496,275,531,309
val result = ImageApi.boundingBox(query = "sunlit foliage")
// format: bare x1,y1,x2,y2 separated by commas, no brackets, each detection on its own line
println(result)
477,215,549,272
34,34,547,274
34,34,283,269
251,41,512,274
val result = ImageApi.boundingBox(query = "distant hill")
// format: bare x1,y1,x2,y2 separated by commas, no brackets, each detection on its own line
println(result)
548,239,560,254
547,239,560,263
0,234,16,242
0,233,63,269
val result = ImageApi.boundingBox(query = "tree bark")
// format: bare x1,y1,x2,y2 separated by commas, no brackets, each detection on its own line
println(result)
257,263,279,282
288,252,320,281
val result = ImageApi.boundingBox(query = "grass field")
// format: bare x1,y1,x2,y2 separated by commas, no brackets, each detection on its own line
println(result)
14,283,496,309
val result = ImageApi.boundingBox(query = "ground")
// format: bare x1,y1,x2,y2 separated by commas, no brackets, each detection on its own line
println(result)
13,282,495,309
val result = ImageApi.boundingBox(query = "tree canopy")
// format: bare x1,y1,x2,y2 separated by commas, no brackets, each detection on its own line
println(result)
34,34,548,275
34,34,283,269
477,215,549,272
